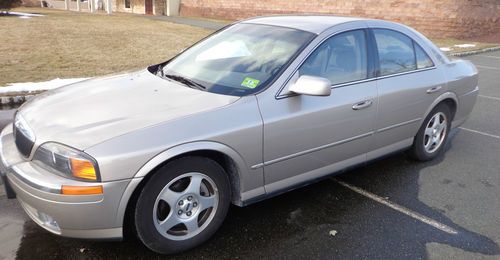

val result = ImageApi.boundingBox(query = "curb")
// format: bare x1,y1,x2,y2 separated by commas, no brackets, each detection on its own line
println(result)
448,46,500,57
1,46,499,109
0,91,43,109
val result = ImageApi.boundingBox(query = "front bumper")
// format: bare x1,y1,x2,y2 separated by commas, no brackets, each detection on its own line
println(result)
0,124,130,239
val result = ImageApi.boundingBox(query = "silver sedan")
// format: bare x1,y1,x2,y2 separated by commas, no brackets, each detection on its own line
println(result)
0,15,478,254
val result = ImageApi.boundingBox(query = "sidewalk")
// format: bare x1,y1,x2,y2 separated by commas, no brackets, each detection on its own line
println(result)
146,16,227,30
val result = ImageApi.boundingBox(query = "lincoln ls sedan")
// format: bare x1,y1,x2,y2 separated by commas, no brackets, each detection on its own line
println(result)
0,15,478,254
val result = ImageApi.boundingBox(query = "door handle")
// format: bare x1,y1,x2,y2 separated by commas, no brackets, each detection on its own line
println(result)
352,100,373,110
426,86,442,94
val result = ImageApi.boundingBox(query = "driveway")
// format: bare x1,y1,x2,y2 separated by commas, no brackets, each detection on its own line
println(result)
1,51,499,259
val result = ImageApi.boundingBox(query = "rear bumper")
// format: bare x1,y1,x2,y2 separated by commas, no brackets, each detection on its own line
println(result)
452,85,479,129
0,124,129,240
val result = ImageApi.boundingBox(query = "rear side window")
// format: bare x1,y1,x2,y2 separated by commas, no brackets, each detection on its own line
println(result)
373,29,416,76
414,42,434,69
299,29,368,86
373,29,435,76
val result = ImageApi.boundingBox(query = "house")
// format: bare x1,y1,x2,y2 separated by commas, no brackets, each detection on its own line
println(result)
36,0,499,38
178,0,499,38
114,0,164,15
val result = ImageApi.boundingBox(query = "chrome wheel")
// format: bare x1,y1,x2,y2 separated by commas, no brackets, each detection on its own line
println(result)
153,172,219,241
423,112,447,153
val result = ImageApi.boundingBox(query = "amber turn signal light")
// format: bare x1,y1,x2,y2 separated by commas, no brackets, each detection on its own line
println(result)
70,158,97,181
61,185,103,195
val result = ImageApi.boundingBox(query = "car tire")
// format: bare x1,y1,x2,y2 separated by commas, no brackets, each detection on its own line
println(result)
409,104,452,161
134,156,231,254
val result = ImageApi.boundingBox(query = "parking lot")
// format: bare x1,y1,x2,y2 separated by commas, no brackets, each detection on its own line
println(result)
1,51,499,259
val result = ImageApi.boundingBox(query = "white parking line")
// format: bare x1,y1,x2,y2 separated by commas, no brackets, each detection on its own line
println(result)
459,127,500,140
479,95,500,102
333,179,459,235
477,55,500,59
475,65,500,70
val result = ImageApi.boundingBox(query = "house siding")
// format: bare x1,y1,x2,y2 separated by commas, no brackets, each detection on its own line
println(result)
114,0,164,15
179,0,500,38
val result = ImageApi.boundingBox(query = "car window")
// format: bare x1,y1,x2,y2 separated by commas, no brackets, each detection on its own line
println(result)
373,29,417,76
299,30,368,86
161,24,315,96
414,42,434,69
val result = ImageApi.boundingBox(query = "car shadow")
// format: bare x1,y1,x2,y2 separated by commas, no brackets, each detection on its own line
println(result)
14,129,500,259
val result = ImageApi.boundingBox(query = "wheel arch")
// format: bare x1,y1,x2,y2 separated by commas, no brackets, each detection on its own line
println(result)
117,141,247,237
422,92,458,124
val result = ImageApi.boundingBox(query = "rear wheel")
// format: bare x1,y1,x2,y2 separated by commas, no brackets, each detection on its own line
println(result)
409,104,451,161
134,157,231,254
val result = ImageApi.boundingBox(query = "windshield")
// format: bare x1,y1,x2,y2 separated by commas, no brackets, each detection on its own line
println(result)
159,23,315,96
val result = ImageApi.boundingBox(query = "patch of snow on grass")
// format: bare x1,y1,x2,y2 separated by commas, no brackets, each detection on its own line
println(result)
0,78,89,94
440,47,452,52
454,44,476,48
7,12,45,17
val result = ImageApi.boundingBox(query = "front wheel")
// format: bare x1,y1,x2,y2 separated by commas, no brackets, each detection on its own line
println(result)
134,157,231,254
409,104,451,161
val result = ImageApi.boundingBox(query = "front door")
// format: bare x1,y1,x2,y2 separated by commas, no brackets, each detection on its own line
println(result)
258,29,378,193
145,0,153,15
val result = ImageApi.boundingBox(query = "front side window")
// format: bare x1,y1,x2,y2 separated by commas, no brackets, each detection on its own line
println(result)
373,29,417,76
299,30,368,86
159,24,315,96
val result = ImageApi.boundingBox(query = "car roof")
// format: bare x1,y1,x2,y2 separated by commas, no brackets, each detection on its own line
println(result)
241,15,368,34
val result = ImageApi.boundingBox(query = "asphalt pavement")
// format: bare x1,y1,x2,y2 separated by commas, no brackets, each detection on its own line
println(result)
1,51,499,259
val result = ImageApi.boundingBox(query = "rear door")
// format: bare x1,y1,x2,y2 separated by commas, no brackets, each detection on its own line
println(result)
369,27,446,157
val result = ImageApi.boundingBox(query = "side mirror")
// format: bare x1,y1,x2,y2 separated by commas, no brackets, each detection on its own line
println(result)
288,75,332,97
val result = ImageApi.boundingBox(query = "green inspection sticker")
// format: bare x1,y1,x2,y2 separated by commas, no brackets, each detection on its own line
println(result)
241,77,261,89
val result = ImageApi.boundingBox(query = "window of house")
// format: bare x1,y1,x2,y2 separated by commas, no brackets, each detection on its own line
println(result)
299,30,368,86
125,0,131,8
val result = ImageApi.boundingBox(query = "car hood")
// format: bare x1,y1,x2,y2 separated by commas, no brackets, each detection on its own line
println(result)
19,70,240,150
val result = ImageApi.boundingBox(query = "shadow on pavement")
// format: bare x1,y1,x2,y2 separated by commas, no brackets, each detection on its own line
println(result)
14,130,500,259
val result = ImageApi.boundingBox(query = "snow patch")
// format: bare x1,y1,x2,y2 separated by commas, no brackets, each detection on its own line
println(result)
0,78,89,94
6,12,44,17
454,44,476,48
440,47,452,52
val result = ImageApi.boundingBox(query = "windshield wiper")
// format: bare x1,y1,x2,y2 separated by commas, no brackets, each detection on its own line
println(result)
163,74,206,90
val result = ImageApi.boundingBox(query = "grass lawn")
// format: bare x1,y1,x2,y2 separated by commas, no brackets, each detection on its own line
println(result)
0,7,211,86
431,38,499,54
1,8,498,86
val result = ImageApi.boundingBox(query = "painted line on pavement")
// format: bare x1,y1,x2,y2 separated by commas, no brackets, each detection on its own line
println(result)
459,127,500,140
333,179,459,235
475,65,500,70
476,55,500,59
479,95,500,101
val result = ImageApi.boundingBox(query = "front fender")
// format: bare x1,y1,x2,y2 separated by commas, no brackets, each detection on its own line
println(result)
134,141,247,178
113,141,255,228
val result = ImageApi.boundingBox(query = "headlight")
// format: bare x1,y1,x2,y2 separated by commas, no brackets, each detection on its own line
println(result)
14,113,35,143
33,143,100,181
